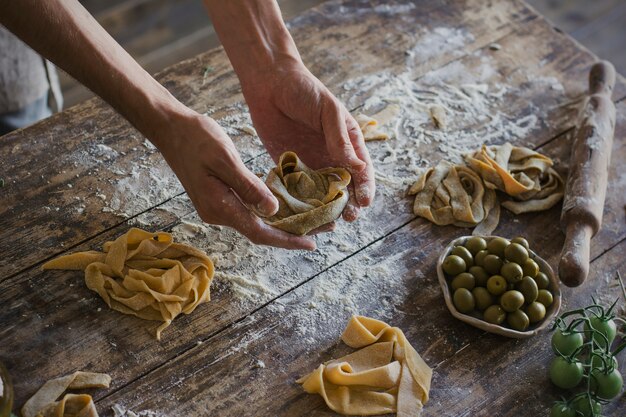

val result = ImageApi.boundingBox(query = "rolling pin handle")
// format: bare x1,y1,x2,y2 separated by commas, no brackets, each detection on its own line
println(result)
559,223,593,287
589,61,616,96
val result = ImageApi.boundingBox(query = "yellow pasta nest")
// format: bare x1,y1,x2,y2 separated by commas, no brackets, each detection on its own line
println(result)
43,228,214,340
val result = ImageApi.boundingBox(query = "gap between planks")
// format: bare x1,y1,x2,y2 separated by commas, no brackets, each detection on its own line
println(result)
88,120,622,406
7,20,625,285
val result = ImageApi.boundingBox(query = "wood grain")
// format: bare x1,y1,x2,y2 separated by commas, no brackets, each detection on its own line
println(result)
1,0,625,416
0,0,538,279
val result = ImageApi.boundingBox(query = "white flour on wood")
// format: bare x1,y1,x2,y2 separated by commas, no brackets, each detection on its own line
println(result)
111,404,163,417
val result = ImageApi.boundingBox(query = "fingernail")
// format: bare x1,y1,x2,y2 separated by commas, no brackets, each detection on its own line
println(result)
256,194,279,217
343,205,359,222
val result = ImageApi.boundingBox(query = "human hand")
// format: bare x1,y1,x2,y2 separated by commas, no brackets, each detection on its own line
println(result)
152,109,318,250
241,63,375,222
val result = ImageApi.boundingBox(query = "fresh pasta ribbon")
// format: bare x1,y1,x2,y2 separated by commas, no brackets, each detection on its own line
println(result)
409,161,499,234
43,228,214,340
22,372,110,417
264,152,350,235
297,316,432,416
465,143,564,209
409,142,564,234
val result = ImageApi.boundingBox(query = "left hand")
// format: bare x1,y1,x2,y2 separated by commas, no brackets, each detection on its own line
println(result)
241,63,375,222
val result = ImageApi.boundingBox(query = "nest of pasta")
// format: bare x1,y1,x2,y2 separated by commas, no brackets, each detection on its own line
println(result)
409,143,564,234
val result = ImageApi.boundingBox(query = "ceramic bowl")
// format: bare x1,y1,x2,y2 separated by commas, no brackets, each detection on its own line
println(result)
437,235,561,338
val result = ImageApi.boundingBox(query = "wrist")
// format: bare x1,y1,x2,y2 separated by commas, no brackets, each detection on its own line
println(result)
204,0,304,90
135,91,197,151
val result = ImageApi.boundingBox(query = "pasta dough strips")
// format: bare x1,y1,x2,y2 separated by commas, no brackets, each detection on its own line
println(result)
410,143,564,235
297,316,432,416
42,228,214,340
264,152,351,235
22,371,110,417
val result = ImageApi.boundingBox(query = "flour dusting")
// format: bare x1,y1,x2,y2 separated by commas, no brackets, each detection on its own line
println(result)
111,403,164,417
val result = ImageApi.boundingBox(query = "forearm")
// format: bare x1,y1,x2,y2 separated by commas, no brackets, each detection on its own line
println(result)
0,0,190,144
203,0,303,90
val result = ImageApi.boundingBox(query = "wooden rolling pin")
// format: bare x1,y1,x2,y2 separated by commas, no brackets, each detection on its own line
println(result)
559,61,616,287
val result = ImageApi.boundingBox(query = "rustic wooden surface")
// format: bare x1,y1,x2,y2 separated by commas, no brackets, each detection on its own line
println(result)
1,1,625,416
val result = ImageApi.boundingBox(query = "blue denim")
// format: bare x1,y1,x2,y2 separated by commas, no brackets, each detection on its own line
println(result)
0,93,52,136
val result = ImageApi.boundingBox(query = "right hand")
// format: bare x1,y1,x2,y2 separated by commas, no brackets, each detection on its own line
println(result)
152,110,317,250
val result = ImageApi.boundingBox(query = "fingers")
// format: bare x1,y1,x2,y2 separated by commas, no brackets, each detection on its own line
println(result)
322,98,366,171
307,222,336,235
345,114,376,208
342,185,360,222
198,176,316,251
216,146,279,217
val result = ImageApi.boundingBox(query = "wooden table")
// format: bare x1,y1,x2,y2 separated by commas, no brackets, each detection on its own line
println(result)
1,0,625,415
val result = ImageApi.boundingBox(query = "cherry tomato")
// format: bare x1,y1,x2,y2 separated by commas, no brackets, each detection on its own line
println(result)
584,316,617,349
571,395,602,417
590,354,618,371
550,402,576,417
549,357,584,389
590,367,623,400
551,330,584,356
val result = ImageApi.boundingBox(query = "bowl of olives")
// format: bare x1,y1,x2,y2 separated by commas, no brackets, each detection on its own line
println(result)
437,235,561,338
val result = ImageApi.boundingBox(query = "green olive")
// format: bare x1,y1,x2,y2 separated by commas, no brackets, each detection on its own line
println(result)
501,262,523,284
507,309,530,331
451,246,474,268
537,289,554,307
484,305,506,325
500,290,525,312
474,250,489,267
533,271,550,289
511,236,530,250
453,288,475,313
472,287,494,311
517,276,538,304
525,301,546,323
443,255,466,276
484,255,503,275
464,236,487,255
487,237,510,257
522,258,539,278
469,266,489,287
468,310,483,320
486,275,507,296
451,273,475,291
504,243,529,264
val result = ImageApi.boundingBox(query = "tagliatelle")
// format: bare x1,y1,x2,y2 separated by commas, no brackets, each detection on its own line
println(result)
297,316,432,416
408,161,499,234
22,372,110,417
465,143,564,213
264,152,351,235
42,228,214,340
354,104,400,141
409,142,564,234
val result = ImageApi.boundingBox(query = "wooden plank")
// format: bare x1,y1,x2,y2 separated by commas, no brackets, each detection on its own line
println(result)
425,241,626,416
90,124,626,415
3,85,625,410
61,0,327,107
0,0,536,279
3,2,626,411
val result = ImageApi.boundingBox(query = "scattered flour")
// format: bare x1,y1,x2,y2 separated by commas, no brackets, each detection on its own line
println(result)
111,404,163,417
205,103,258,138
405,27,474,64
341,56,548,166
102,164,181,218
